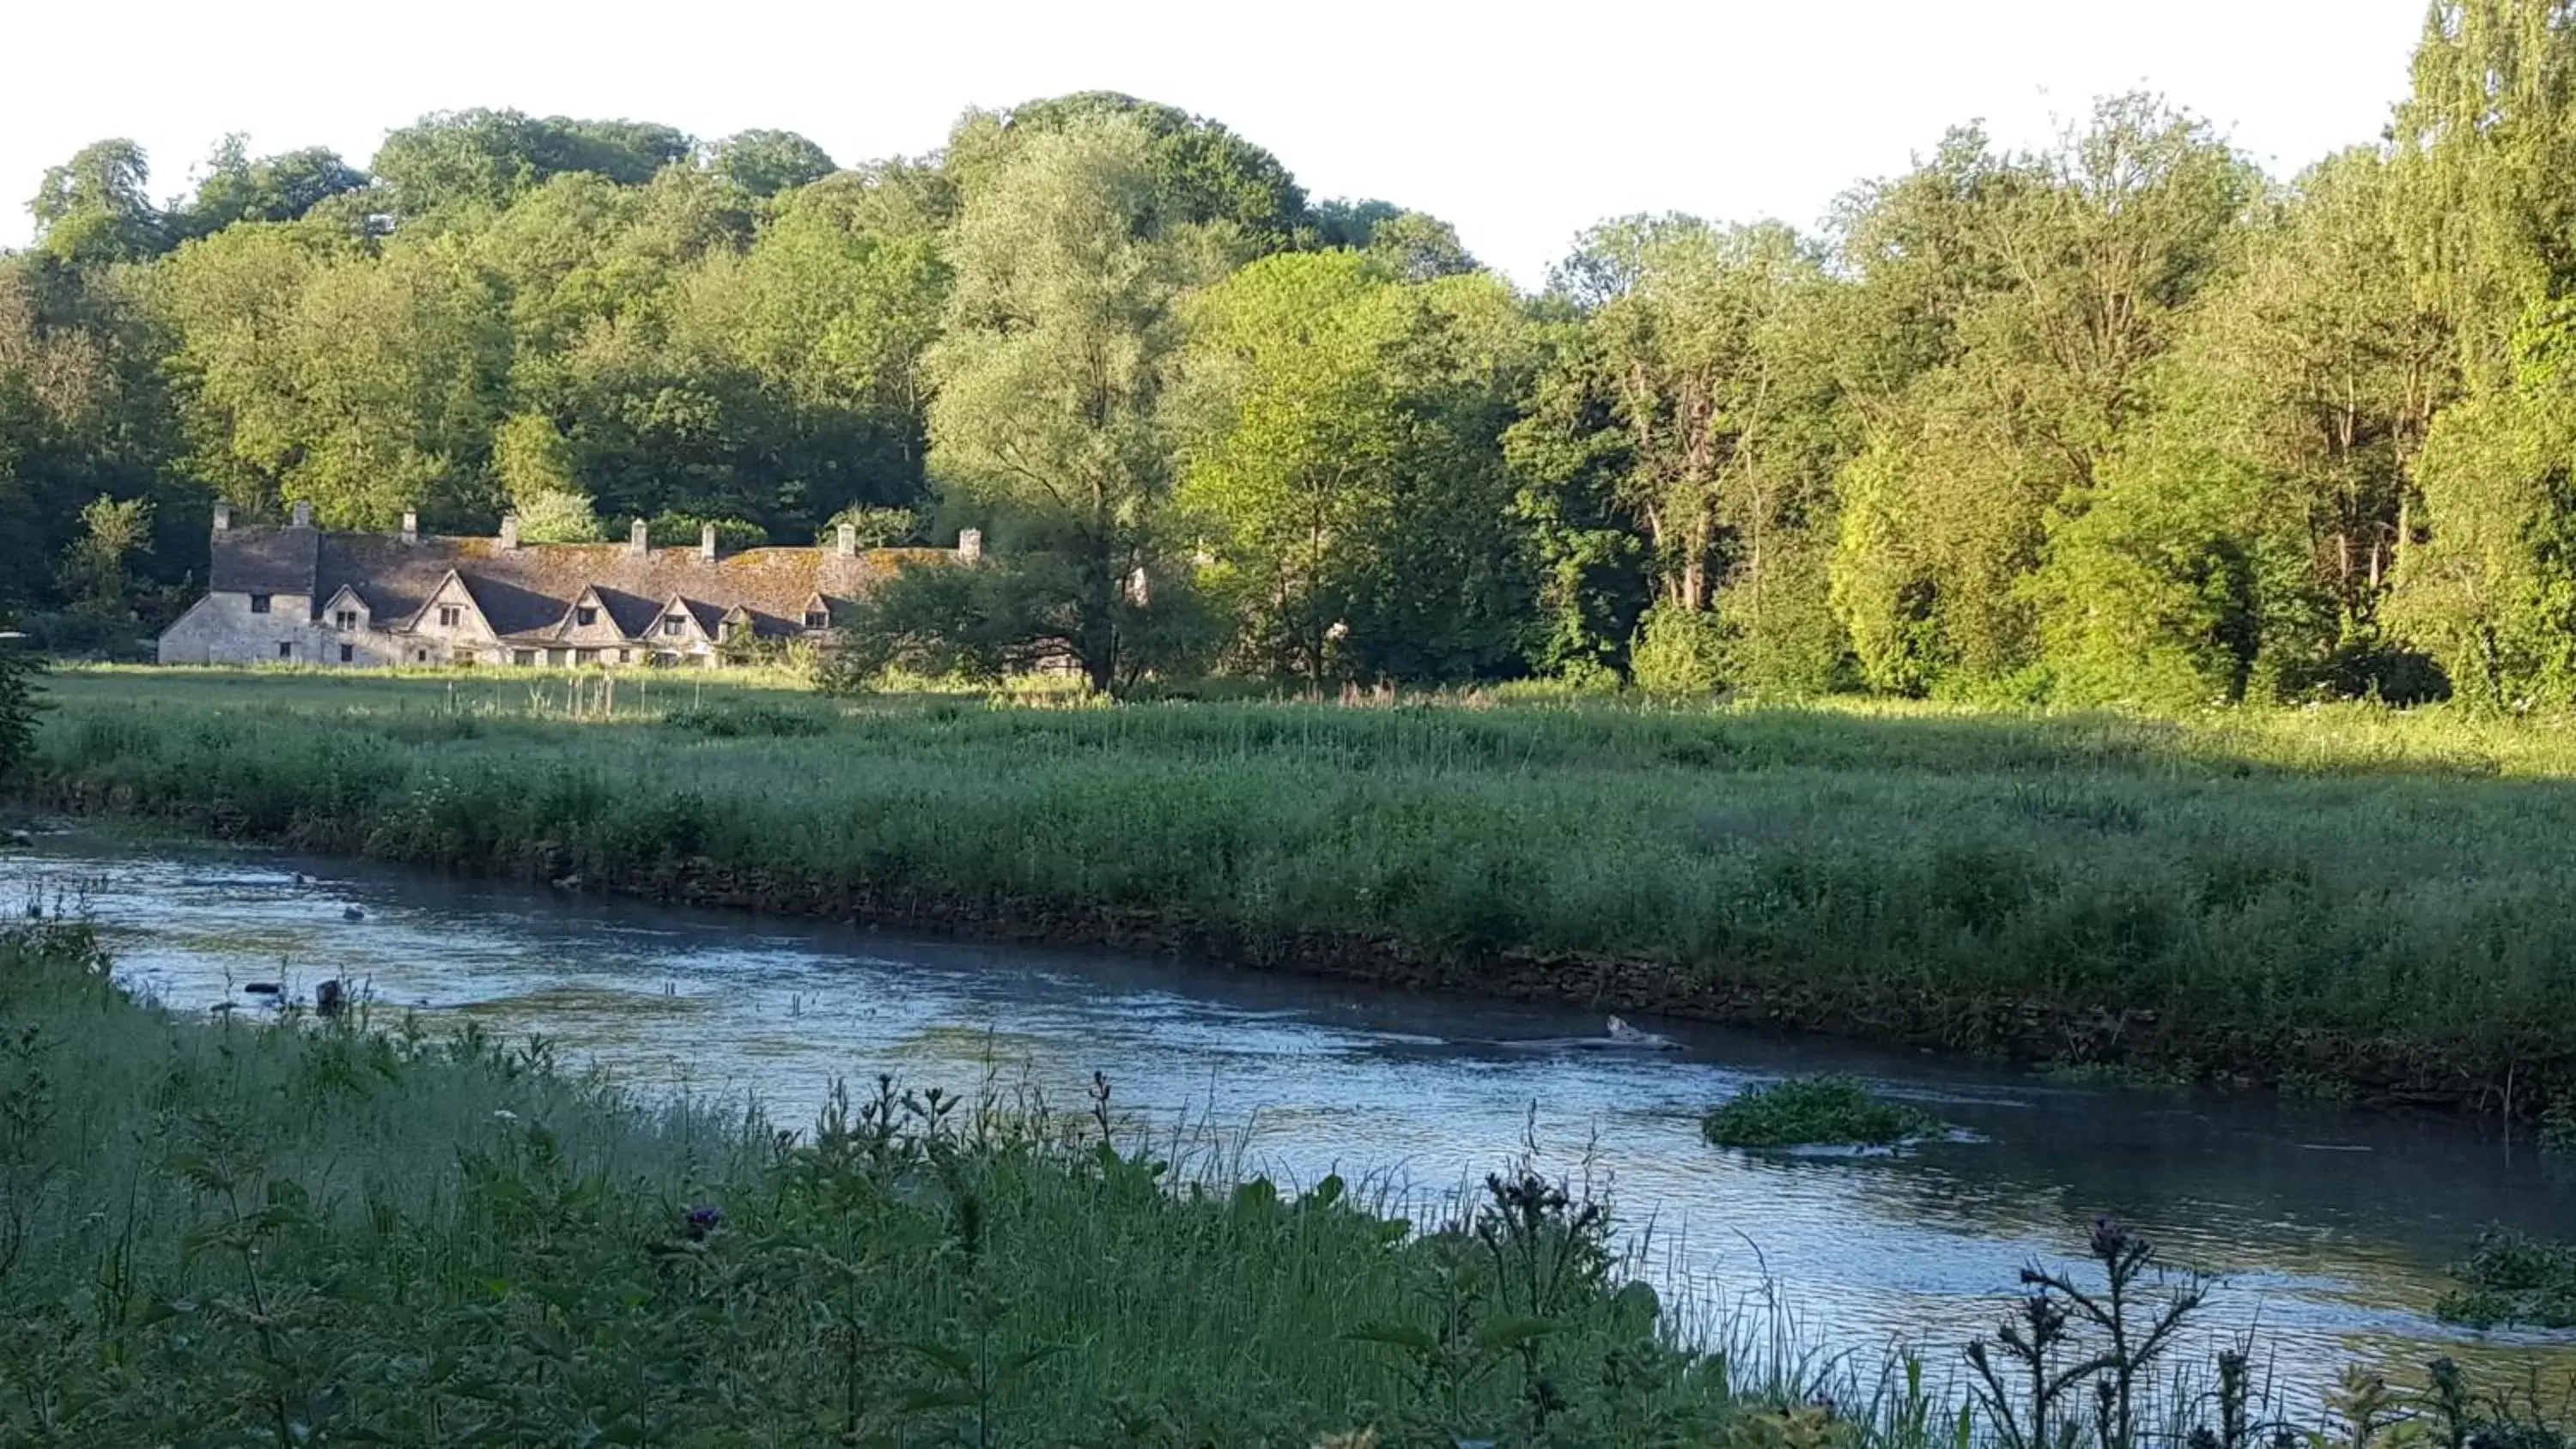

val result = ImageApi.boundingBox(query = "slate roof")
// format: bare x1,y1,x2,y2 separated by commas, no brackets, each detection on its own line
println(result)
207,526,945,642
208,527,320,595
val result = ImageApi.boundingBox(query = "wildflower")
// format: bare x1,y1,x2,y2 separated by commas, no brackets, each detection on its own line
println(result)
686,1203,723,1240
2088,1215,2132,1260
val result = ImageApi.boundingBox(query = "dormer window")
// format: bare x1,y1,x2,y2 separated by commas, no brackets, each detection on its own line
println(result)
575,606,598,627
334,609,358,630
249,594,272,615
805,609,829,629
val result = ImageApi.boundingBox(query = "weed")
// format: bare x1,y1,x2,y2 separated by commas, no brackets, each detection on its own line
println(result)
2437,1228,2576,1331
1703,1076,1944,1149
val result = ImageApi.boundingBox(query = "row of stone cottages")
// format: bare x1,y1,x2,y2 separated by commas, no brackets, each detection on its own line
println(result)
156,504,981,669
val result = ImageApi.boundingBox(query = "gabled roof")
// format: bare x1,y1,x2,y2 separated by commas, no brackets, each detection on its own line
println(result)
195,526,950,641
210,528,319,596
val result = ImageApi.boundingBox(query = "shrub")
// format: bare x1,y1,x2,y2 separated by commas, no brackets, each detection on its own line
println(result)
1702,1076,1942,1149
1628,605,1730,698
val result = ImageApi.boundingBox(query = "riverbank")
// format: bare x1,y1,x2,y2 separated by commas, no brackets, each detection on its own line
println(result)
0,918,1759,1444
20,669,2576,1113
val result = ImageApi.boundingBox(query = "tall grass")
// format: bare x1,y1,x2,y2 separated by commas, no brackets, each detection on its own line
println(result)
6,919,2566,1446
22,669,2576,1106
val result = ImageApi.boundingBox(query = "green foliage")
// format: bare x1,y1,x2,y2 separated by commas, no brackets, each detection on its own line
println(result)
55,494,156,619
33,670,2576,1107
1629,603,1730,697
646,511,766,550
924,118,1214,691
820,503,923,548
371,107,691,217
706,128,836,197
1180,251,1530,681
0,636,44,784
29,139,168,264
1701,1076,1942,1148
2436,1228,2576,1330
0,920,1752,1446
26,52,2576,706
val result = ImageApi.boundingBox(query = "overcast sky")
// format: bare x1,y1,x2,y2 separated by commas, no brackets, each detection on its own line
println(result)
3,0,2432,288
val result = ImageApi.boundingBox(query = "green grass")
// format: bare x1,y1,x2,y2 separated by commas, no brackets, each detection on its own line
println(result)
0,920,1747,1445
21,667,2576,1105
8,918,2567,1446
1702,1076,1944,1149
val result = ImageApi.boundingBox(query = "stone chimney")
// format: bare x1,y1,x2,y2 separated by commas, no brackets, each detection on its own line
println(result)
835,523,857,558
290,500,313,530
957,527,984,563
699,523,718,562
212,502,232,534
629,518,649,555
400,509,418,545
498,513,519,551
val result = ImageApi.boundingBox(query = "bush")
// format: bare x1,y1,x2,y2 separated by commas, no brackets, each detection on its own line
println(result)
1629,604,1730,698
1702,1076,1943,1149
0,635,46,785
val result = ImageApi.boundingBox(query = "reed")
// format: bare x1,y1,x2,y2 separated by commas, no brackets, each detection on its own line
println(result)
21,668,2576,1106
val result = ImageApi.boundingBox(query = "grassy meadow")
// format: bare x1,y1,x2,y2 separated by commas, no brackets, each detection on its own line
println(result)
18,666,2576,1106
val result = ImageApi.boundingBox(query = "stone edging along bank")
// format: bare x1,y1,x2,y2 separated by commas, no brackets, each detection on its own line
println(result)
11,795,2562,1118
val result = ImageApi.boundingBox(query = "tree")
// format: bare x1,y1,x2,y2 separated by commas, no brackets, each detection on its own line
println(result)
0,632,44,787
57,495,156,618
2383,0,2576,705
1179,251,1528,680
923,118,1218,691
1827,98,2256,696
1526,215,1849,691
155,224,507,528
372,110,691,219
708,130,836,197
2388,298,2576,706
30,140,167,265
179,137,370,236
960,92,1309,244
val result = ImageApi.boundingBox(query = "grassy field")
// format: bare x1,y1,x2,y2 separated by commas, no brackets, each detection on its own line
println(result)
17,666,2576,1109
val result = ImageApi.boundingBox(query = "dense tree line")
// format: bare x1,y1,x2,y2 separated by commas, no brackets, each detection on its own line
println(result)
12,3,2576,705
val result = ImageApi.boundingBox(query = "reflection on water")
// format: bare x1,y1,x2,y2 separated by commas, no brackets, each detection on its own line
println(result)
7,841,2573,1404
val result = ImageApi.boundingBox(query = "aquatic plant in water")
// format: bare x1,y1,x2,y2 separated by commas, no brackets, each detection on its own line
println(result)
1702,1075,1943,1149
2436,1228,2576,1330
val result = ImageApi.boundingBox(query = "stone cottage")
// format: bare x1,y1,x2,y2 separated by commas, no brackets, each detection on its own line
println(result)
157,503,979,668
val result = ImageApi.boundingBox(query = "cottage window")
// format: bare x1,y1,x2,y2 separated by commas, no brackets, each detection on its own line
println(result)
512,649,538,667
334,609,358,630
276,642,292,660
437,605,462,628
338,644,355,664
575,648,598,666
415,650,428,663
575,606,598,627
249,594,272,615
805,609,829,629
661,615,685,637
617,649,632,664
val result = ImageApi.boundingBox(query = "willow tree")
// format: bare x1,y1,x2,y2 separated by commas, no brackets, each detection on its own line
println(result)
920,118,1228,690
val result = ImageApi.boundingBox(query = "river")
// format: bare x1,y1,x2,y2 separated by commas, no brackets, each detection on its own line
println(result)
7,838,2573,1410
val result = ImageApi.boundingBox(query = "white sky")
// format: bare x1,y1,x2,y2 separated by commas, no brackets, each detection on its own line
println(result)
3,0,2430,288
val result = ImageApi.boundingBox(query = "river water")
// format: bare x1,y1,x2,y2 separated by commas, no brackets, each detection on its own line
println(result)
7,840,2573,1408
